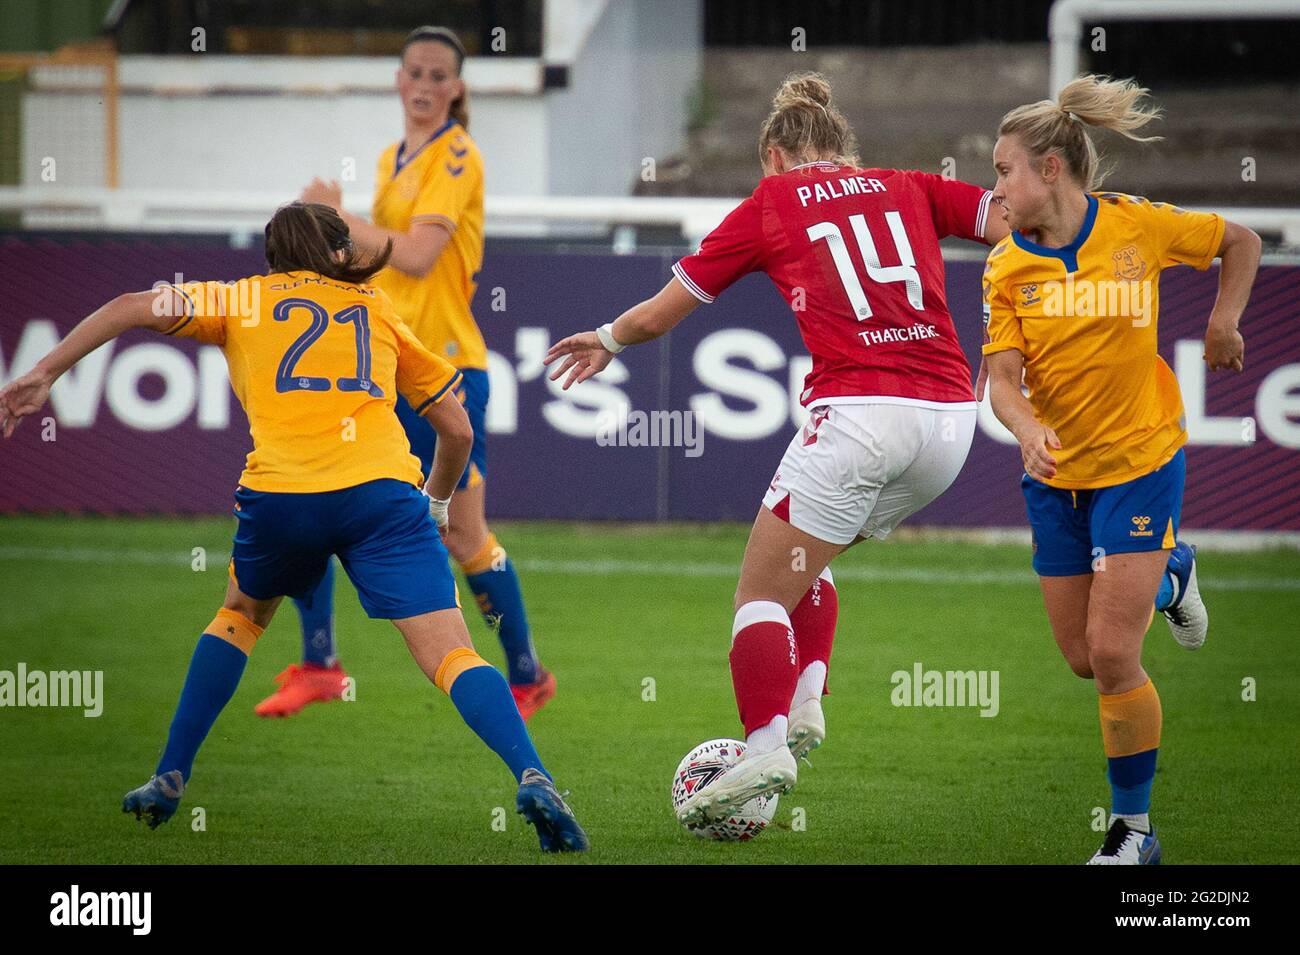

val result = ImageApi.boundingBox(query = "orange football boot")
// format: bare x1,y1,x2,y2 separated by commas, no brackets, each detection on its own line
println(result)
510,669,556,721
254,662,349,718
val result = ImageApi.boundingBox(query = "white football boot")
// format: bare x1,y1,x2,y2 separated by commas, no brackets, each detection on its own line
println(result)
1086,819,1162,865
676,745,798,826
1161,541,1207,650
787,698,825,761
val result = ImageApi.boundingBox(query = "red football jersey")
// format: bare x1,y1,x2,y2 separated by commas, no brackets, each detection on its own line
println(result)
673,161,992,406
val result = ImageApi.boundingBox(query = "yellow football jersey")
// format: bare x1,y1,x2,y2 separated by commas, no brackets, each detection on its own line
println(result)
372,120,487,370
165,272,462,493
983,192,1224,489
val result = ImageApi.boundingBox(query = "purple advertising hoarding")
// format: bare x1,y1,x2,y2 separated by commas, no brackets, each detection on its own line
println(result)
1,233,1297,529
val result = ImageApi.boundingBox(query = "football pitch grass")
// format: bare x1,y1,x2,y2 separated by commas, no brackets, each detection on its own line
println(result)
1,516,1297,865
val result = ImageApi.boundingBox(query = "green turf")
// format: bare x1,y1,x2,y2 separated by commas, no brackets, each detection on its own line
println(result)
0,516,1297,864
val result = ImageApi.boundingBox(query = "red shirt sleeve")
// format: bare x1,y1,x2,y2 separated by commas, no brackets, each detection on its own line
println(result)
910,172,993,243
672,194,764,303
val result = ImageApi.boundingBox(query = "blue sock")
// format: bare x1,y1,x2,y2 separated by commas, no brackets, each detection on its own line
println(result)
293,560,336,666
464,554,539,685
1108,748,1158,816
448,664,547,781
156,634,249,782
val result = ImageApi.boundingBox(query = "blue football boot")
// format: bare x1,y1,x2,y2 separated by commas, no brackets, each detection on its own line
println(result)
516,768,589,853
122,770,184,829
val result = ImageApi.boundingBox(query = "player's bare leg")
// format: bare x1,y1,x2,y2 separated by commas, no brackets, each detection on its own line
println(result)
125,578,280,828
445,482,554,720
1082,549,1169,864
1085,551,1166,695
733,507,851,613
1039,574,1094,679
680,508,850,825
391,607,476,680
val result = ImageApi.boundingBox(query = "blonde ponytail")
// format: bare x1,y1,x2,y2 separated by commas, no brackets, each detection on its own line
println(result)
759,71,860,168
998,74,1162,189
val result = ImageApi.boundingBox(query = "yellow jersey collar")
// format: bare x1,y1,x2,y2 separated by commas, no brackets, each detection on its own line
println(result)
1011,193,1099,274
394,119,458,177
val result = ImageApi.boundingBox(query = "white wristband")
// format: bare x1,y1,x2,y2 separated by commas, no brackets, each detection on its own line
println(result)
425,492,450,528
596,322,626,354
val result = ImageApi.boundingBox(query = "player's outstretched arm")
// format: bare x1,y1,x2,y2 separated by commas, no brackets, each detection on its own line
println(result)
987,349,1061,483
420,393,474,527
543,278,699,390
0,288,182,438
1203,219,1261,373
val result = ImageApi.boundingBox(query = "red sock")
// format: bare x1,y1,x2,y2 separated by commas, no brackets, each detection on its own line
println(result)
729,601,798,736
790,567,838,696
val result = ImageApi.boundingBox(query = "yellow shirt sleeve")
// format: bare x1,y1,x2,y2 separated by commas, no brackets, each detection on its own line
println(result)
1146,202,1225,271
410,151,480,234
161,281,230,345
981,257,1025,356
390,306,463,412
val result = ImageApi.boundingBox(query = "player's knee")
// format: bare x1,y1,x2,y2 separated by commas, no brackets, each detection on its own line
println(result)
222,592,275,630
1064,654,1094,680
1056,628,1093,679
451,528,495,570
1086,640,1133,682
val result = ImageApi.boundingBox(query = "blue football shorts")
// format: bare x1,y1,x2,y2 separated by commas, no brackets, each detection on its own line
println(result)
1021,449,1185,577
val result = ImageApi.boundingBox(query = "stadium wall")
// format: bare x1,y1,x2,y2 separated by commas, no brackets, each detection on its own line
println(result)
1,236,1296,530
15,1,701,199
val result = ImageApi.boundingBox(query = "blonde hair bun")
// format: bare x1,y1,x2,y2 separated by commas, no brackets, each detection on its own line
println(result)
759,71,859,168
773,73,833,110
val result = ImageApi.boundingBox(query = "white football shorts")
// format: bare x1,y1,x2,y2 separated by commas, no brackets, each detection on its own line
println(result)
761,401,977,545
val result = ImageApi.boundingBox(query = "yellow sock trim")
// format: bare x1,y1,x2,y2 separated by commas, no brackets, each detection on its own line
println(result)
459,533,502,576
205,608,264,655
1098,678,1162,757
434,647,490,694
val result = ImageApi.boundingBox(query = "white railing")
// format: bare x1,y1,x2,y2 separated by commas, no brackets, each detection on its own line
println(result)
3,186,1299,248
1049,0,1300,94
0,187,736,247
